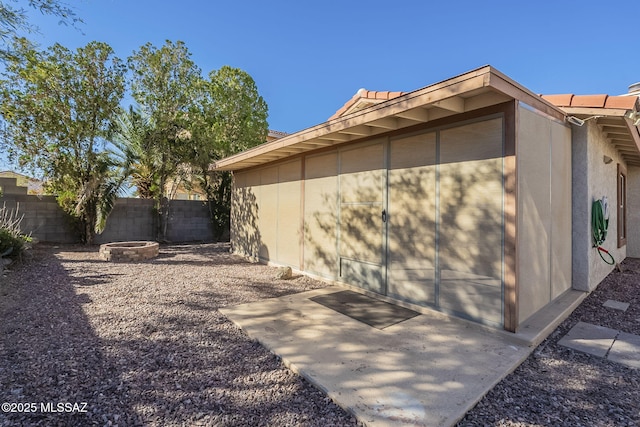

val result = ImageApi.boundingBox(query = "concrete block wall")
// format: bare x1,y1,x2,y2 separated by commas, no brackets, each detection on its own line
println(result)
165,200,214,242
94,198,156,244
0,194,77,243
1,191,215,243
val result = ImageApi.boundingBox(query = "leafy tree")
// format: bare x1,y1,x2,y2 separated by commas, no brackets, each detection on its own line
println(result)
189,66,268,240
0,39,127,243
128,40,201,240
0,0,81,59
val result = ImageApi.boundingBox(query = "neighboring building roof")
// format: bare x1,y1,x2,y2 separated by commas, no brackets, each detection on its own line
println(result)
0,170,29,179
215,65,565,171
328,89,407,120
542,93,640,167
0,170,44,195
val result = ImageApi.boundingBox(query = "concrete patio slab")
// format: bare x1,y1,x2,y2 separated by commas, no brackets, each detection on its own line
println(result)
608,331,640,369
603,299,630,311
558,322,618,358
221,287,559,427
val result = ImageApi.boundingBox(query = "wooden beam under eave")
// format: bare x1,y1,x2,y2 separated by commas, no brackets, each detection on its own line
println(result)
611,139,634,147
339,125,371,136
597,118,627,127
432,96,465,113
603,126,632,135
275,143,308,154
464,91,513,111
618,150,639,157
368,116,399,130
295,142,334,151
425,107,457,121
613,143,638,153
317,133,352,142
613,144,637,151
300,140,334,147
394,107,430,122
610,143,635,153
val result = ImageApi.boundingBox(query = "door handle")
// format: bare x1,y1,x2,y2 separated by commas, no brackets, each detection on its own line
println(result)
382,209,387,223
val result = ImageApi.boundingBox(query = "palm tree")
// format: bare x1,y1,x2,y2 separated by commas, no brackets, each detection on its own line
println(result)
76,152,127,241
50,150,127,244
111,105,160,199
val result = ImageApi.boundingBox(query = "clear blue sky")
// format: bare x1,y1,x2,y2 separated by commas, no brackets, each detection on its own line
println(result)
15,0,640,135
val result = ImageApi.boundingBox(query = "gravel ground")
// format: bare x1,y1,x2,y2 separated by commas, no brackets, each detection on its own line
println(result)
458,258,640,427
1,243,639,427
0,243,359,427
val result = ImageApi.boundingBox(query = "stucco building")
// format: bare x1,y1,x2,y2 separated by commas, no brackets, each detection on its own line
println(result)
215,66,640,333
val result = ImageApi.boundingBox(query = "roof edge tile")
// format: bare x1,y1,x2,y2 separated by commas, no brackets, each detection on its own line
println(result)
540,94,574,107
328,89,407,120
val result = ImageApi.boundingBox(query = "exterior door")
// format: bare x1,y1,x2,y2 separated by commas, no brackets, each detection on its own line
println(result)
387,132,437,305
338,141,386,294
334,118,504,326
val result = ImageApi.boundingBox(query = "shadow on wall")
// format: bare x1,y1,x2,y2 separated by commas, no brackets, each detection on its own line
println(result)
231,187,265,260
304,152,504,325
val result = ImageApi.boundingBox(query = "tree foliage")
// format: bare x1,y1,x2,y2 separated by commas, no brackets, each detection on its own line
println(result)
0,0,81,59
0,39,126,243
128,40,201,240
189,66,268,239
1,34,269,244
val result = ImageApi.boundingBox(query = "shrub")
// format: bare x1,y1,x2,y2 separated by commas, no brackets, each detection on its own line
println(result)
0,202,31,260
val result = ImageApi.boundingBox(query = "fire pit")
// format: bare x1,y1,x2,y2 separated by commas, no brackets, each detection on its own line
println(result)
99,241,159,262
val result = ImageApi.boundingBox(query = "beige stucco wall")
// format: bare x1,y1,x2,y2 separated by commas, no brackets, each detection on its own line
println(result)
303,151,339,278
517,105,572,324
628,167,640,257
231,159,302,268
572,121,627,292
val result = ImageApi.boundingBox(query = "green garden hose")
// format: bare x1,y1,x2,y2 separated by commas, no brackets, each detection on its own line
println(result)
592,198,615,265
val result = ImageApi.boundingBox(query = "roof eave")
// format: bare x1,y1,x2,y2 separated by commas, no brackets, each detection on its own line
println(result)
214,66,566,171
559,105,640,166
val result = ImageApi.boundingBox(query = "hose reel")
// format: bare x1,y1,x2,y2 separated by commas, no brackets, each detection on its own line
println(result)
592,197,615,265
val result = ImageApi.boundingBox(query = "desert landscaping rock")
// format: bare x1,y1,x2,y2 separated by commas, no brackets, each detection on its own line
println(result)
275,266,292,280
0,243,358,427
458,257,640,426
1,243,639,426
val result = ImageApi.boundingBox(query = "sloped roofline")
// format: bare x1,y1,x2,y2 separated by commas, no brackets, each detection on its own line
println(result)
214,65,566,171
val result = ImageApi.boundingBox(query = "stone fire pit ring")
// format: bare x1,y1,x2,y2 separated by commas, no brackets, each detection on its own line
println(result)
99,241,159,262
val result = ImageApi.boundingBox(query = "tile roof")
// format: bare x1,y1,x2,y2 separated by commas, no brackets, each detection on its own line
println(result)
541,93,640,167
541,94,639,110
328,88,406,120
267,129,288,138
